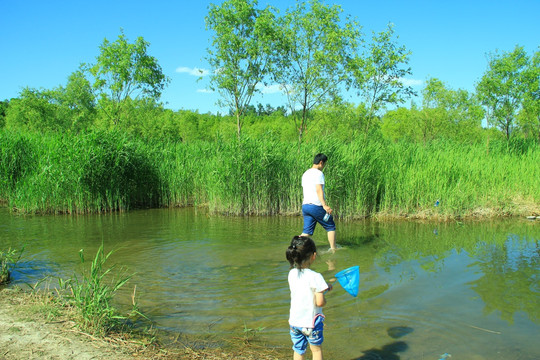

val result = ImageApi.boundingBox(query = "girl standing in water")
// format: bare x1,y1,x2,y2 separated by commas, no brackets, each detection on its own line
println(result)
286,235,332,360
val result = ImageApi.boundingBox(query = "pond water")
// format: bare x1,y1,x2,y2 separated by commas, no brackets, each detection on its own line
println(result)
1,207,539,360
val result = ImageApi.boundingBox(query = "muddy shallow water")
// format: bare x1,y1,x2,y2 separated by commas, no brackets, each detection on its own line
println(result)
2,207,539,359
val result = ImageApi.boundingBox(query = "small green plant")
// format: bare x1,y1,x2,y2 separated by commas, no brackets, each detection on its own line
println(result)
0,246,24,284
59,244,134,335
242,322,266,344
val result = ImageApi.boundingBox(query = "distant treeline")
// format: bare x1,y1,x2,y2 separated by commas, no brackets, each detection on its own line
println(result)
0,67,537,144
0,93,534,145
1,130,538,218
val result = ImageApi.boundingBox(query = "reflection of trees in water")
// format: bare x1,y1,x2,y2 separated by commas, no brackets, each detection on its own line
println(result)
343,221,539,324
467,235,539,324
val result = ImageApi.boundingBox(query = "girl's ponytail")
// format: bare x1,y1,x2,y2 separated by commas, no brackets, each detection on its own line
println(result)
286,236,317,269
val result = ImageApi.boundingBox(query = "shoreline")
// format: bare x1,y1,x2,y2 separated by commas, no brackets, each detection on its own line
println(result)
3,202,539,221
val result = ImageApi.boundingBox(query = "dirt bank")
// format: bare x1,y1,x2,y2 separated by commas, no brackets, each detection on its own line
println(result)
0,287,285,360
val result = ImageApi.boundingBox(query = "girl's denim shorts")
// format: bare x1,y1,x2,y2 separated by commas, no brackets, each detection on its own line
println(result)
289,314,325,355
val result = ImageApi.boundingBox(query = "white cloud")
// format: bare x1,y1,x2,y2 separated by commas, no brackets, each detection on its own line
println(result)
176,66,210,77
196,88,213,93
256,83,284,94
400,78,423,87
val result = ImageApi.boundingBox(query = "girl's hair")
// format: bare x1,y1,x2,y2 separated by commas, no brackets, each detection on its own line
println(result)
286,235,317,269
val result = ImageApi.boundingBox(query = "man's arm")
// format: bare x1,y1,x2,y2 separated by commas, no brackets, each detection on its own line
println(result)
315,184,332,214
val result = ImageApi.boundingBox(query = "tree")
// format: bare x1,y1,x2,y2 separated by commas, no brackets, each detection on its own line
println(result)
0,99,9,128
381,106,422,142
476,45,529,140
423,77,483,141
5,69,97,133
5,88,64,132
519,48,540,142
88,30,169,126
205,0,279,137
348,23,415,134
274,0,357,142
55,69,96,131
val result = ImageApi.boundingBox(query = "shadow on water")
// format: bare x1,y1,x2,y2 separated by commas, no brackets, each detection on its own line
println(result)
386,326,414,339
339,233,382,248
351,340,408,360
350,326,413,360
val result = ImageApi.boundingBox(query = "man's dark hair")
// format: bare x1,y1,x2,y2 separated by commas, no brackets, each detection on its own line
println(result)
313,153,328,165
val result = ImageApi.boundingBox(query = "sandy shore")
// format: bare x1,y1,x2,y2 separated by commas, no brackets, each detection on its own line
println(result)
0,287,286,360
0,287,140,360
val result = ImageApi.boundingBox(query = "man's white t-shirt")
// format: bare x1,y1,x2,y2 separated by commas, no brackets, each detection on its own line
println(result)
288,268,328,328
302,168,325,206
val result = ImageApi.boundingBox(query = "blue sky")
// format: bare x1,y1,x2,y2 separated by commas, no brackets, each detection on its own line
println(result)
1,0,539,114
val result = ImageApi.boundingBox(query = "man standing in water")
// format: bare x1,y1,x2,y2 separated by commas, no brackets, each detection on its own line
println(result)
300,153,337,251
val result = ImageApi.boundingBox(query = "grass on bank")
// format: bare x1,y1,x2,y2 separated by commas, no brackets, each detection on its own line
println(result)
1,129,538,218
0,246,24,284
55,243,140,335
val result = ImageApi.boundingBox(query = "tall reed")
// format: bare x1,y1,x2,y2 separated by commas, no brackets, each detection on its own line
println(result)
0,131,38,199
1,129,538,218
0,130,161,213
58,244,134,335
376,139,539,218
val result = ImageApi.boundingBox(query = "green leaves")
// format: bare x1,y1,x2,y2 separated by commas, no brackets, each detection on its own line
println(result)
348,23,415,124
204,1,418,143
88,30,170,125
61,244,135,335
519,48,540,141
0,246,24,284
420,77,484,141
274,0,357,141
476,45,532,139
205,0,279,136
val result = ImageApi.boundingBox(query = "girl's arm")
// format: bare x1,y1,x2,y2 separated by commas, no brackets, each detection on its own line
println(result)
315,291,327,307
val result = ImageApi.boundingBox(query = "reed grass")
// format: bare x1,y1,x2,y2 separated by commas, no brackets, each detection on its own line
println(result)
57,244,135,335
0,130,161,213
0,129,538,218
0,246,24,284
0,131,38,199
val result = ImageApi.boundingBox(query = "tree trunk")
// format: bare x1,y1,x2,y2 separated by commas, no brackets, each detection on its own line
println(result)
236,111,241,138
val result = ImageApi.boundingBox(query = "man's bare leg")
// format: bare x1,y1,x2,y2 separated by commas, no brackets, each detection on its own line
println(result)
299,232,336,252
327,230,336,250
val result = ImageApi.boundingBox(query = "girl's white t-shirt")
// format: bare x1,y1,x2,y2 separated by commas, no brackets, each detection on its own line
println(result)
288,268,328,328
302,168,325,206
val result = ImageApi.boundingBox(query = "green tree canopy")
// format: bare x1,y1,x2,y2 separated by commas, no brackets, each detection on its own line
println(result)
423,77,483,141
476,45,530,140
274,0,358,142
205,0,279,137
5,88,61,132
519,48,540,142
5,69,96,133
348,23,415,133
0,99,9,128
88,30,170,126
